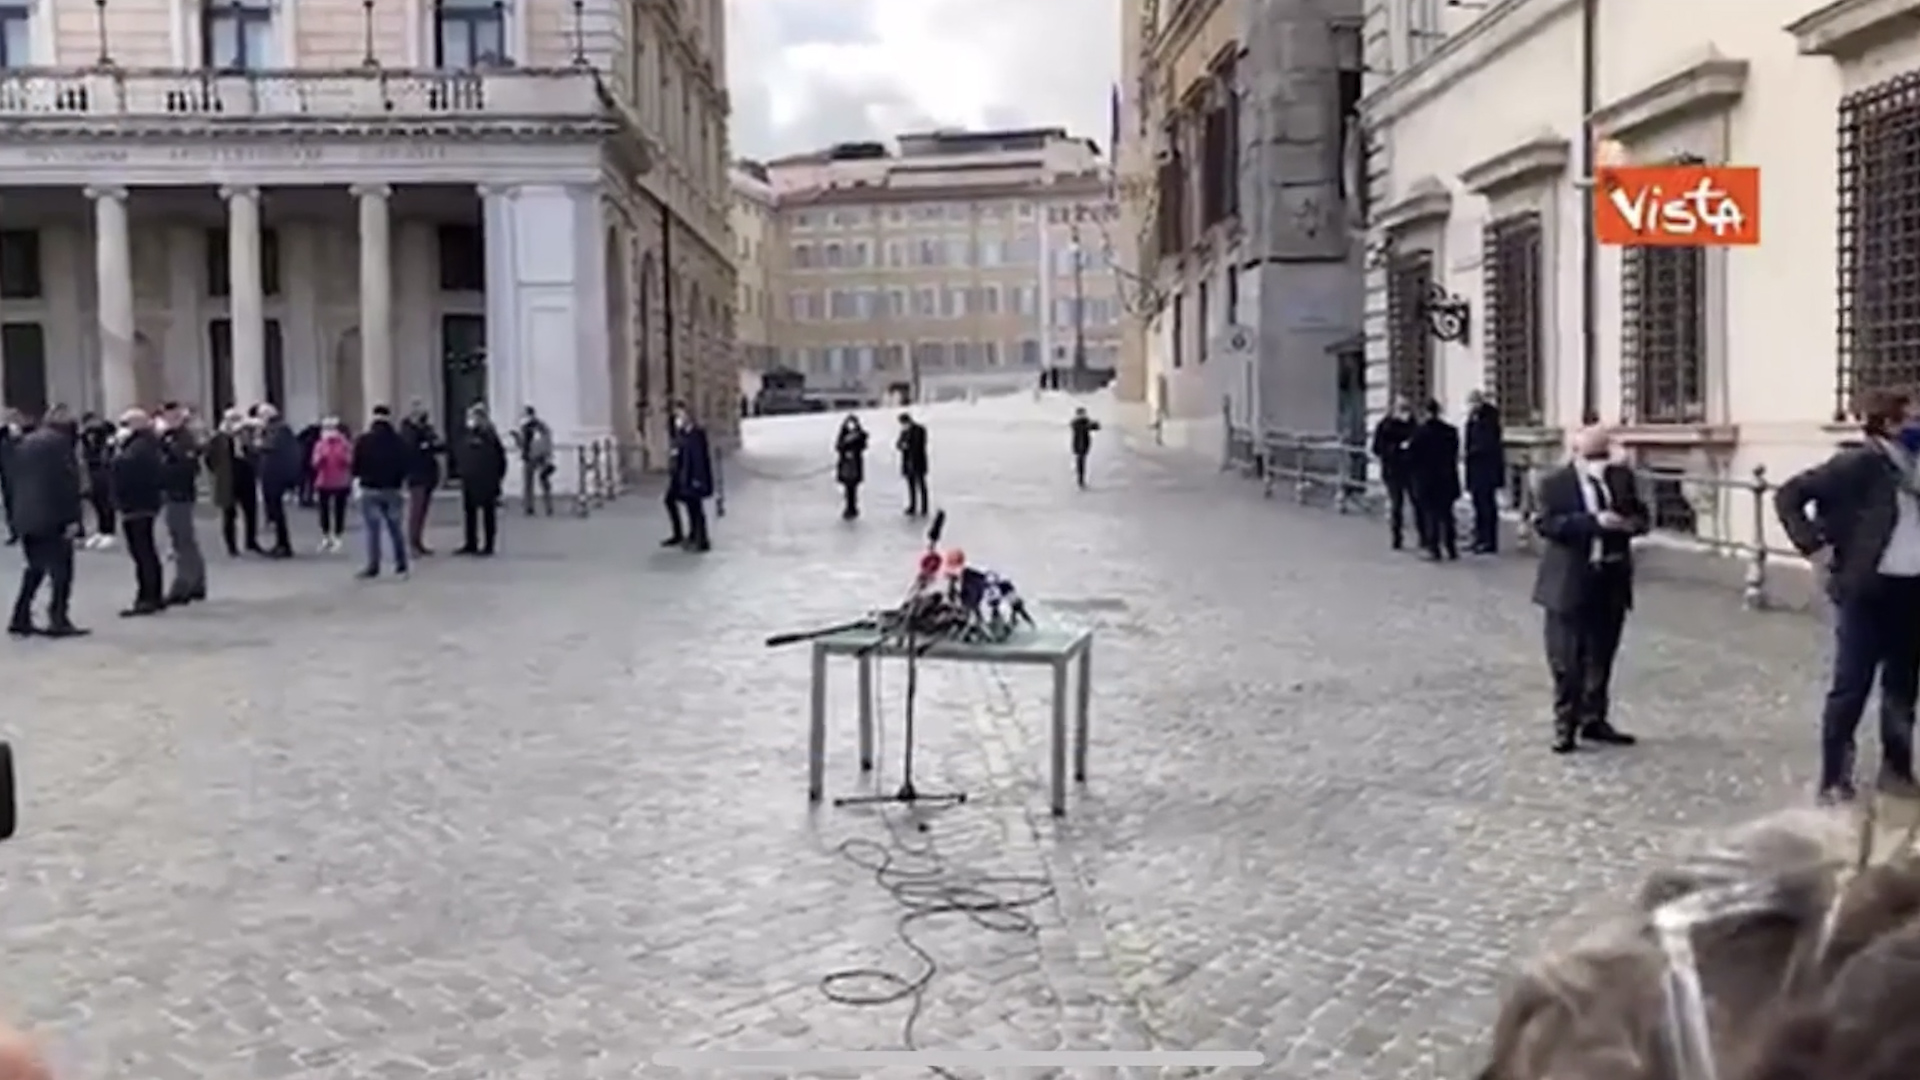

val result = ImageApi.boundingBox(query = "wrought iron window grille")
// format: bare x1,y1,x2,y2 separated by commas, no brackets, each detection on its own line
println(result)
1482,212,1544,426
1837,71,1920,421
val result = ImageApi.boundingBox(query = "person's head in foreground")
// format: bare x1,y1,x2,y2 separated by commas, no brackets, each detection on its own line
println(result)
1473,807,1920,1080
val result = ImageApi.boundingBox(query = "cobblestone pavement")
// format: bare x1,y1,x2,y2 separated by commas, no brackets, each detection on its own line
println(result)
0,397,1839,1080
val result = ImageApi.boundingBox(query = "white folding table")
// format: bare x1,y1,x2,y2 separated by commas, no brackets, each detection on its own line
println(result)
804,625,1095,816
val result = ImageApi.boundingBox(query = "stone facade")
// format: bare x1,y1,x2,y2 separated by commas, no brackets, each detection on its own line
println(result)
0,0,738,476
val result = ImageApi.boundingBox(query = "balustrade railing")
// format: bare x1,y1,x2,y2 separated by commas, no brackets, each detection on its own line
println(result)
0,66,607,120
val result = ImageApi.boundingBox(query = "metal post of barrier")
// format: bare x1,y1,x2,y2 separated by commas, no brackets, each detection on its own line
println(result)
573,444,591,517
1743,464,1770,611
1292,437,1310,504
1261,435,1277,497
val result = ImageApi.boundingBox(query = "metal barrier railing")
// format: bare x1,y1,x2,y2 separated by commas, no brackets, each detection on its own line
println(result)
1226,426,1794,611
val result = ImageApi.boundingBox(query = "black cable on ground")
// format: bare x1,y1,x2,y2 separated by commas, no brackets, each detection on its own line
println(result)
818,664,1057,1079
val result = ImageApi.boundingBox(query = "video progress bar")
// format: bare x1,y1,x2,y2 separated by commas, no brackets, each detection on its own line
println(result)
652,1049,1266,1069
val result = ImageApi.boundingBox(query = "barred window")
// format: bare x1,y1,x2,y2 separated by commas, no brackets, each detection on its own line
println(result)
1482,213,1544,426
1386,249,1435,406
1838,71,1920,418
1621,246,1705,424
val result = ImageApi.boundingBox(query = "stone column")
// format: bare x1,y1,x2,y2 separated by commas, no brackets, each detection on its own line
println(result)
353,183,394,411
221,184,268,409
86,185,137,415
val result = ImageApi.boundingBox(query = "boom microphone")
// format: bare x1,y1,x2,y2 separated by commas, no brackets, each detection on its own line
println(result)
927,510,946,546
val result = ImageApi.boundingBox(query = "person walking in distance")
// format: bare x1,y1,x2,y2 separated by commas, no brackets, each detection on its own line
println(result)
1532,426,1647,754
515,405,556,516
110,409,167,617
77,410,118,549
897,412,930,517
1776,387,1920,804
1370,398,1418,550
1463,389,1507,554
309,417,354,552
834,415,868,520
204,408,261,556
251,405,300,558
662,401,714,551
1406,399,1461,561
6,410,88,638
1069,407,1100,489
351,405,412,580
452,406,507,556
155,402,207,606
399,401,443,557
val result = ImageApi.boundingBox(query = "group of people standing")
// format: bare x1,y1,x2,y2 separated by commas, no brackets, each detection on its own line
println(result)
832,412,931,521
1370,391,1508,560
0,398,544,638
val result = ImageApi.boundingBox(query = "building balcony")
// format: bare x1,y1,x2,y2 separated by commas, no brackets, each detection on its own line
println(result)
0,65,620,135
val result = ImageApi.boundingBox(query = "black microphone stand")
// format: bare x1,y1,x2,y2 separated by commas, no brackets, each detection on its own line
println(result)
834,510,966,810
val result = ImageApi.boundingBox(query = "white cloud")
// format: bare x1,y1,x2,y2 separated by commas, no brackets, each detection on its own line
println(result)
726,0,1119,159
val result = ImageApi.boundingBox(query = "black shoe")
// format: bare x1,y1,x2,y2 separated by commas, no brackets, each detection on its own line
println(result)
659,537,684,548
246,544,267,555
1552,732,1579,754
478,549,495,557
1876,768,1920,799
1580,721,1638,747
268,548,293,559
119,603,163,618
1818,781,1859,806
454,547,480,556
413,546,434,557
163,595,193,607
6,621,36,637
356,568,380,580
42,623,89,639
687,540,711,553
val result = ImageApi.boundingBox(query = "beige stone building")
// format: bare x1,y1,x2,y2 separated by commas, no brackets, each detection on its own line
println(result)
761,128,1124,405
729,161,777,379
0,0,735,487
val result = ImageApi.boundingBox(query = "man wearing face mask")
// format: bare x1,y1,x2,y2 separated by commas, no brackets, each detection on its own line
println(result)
1370,398,1418,550
1776,388,1920,804
1530,426,1649,754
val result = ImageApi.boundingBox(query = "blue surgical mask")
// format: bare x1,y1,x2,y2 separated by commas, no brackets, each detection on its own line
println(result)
1898,424,1920,453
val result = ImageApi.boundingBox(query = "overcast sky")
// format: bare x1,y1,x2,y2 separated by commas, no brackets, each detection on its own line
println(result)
725,0,1121,160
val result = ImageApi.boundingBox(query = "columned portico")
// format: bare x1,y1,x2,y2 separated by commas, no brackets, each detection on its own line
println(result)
352,182,394,411
85,184,134,415
221,184,267,411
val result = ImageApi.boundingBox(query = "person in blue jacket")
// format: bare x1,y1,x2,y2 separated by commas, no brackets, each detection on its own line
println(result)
662,400,713,552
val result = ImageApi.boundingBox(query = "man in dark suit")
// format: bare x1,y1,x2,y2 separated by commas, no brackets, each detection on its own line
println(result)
1370,398,1417,550
452,406,508,556
6,413,88,638
110,409,168,617
897,413,930,516
1406,399,1461,560
1464,389,1507,554
1532,426,1648,753
663,400,713,552
1775,387,1920,804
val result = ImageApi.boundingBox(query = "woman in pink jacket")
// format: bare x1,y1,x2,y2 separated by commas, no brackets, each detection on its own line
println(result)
310,417,354,552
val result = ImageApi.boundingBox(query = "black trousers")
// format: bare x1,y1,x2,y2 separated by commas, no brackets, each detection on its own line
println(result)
1544,574,1631,737
221,485,260,555
1073,452,1088,488
11,534,74,627
316,490,350,535
665,493,710,548
1820,575,1920,789
1416,494,1458,558
904,472,929,515
1469,484,1500,552
123,514,164,608
462,493,498,553
1385,475,1411,548
841,481,860,519
262,489,291,552
88,473,116,537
